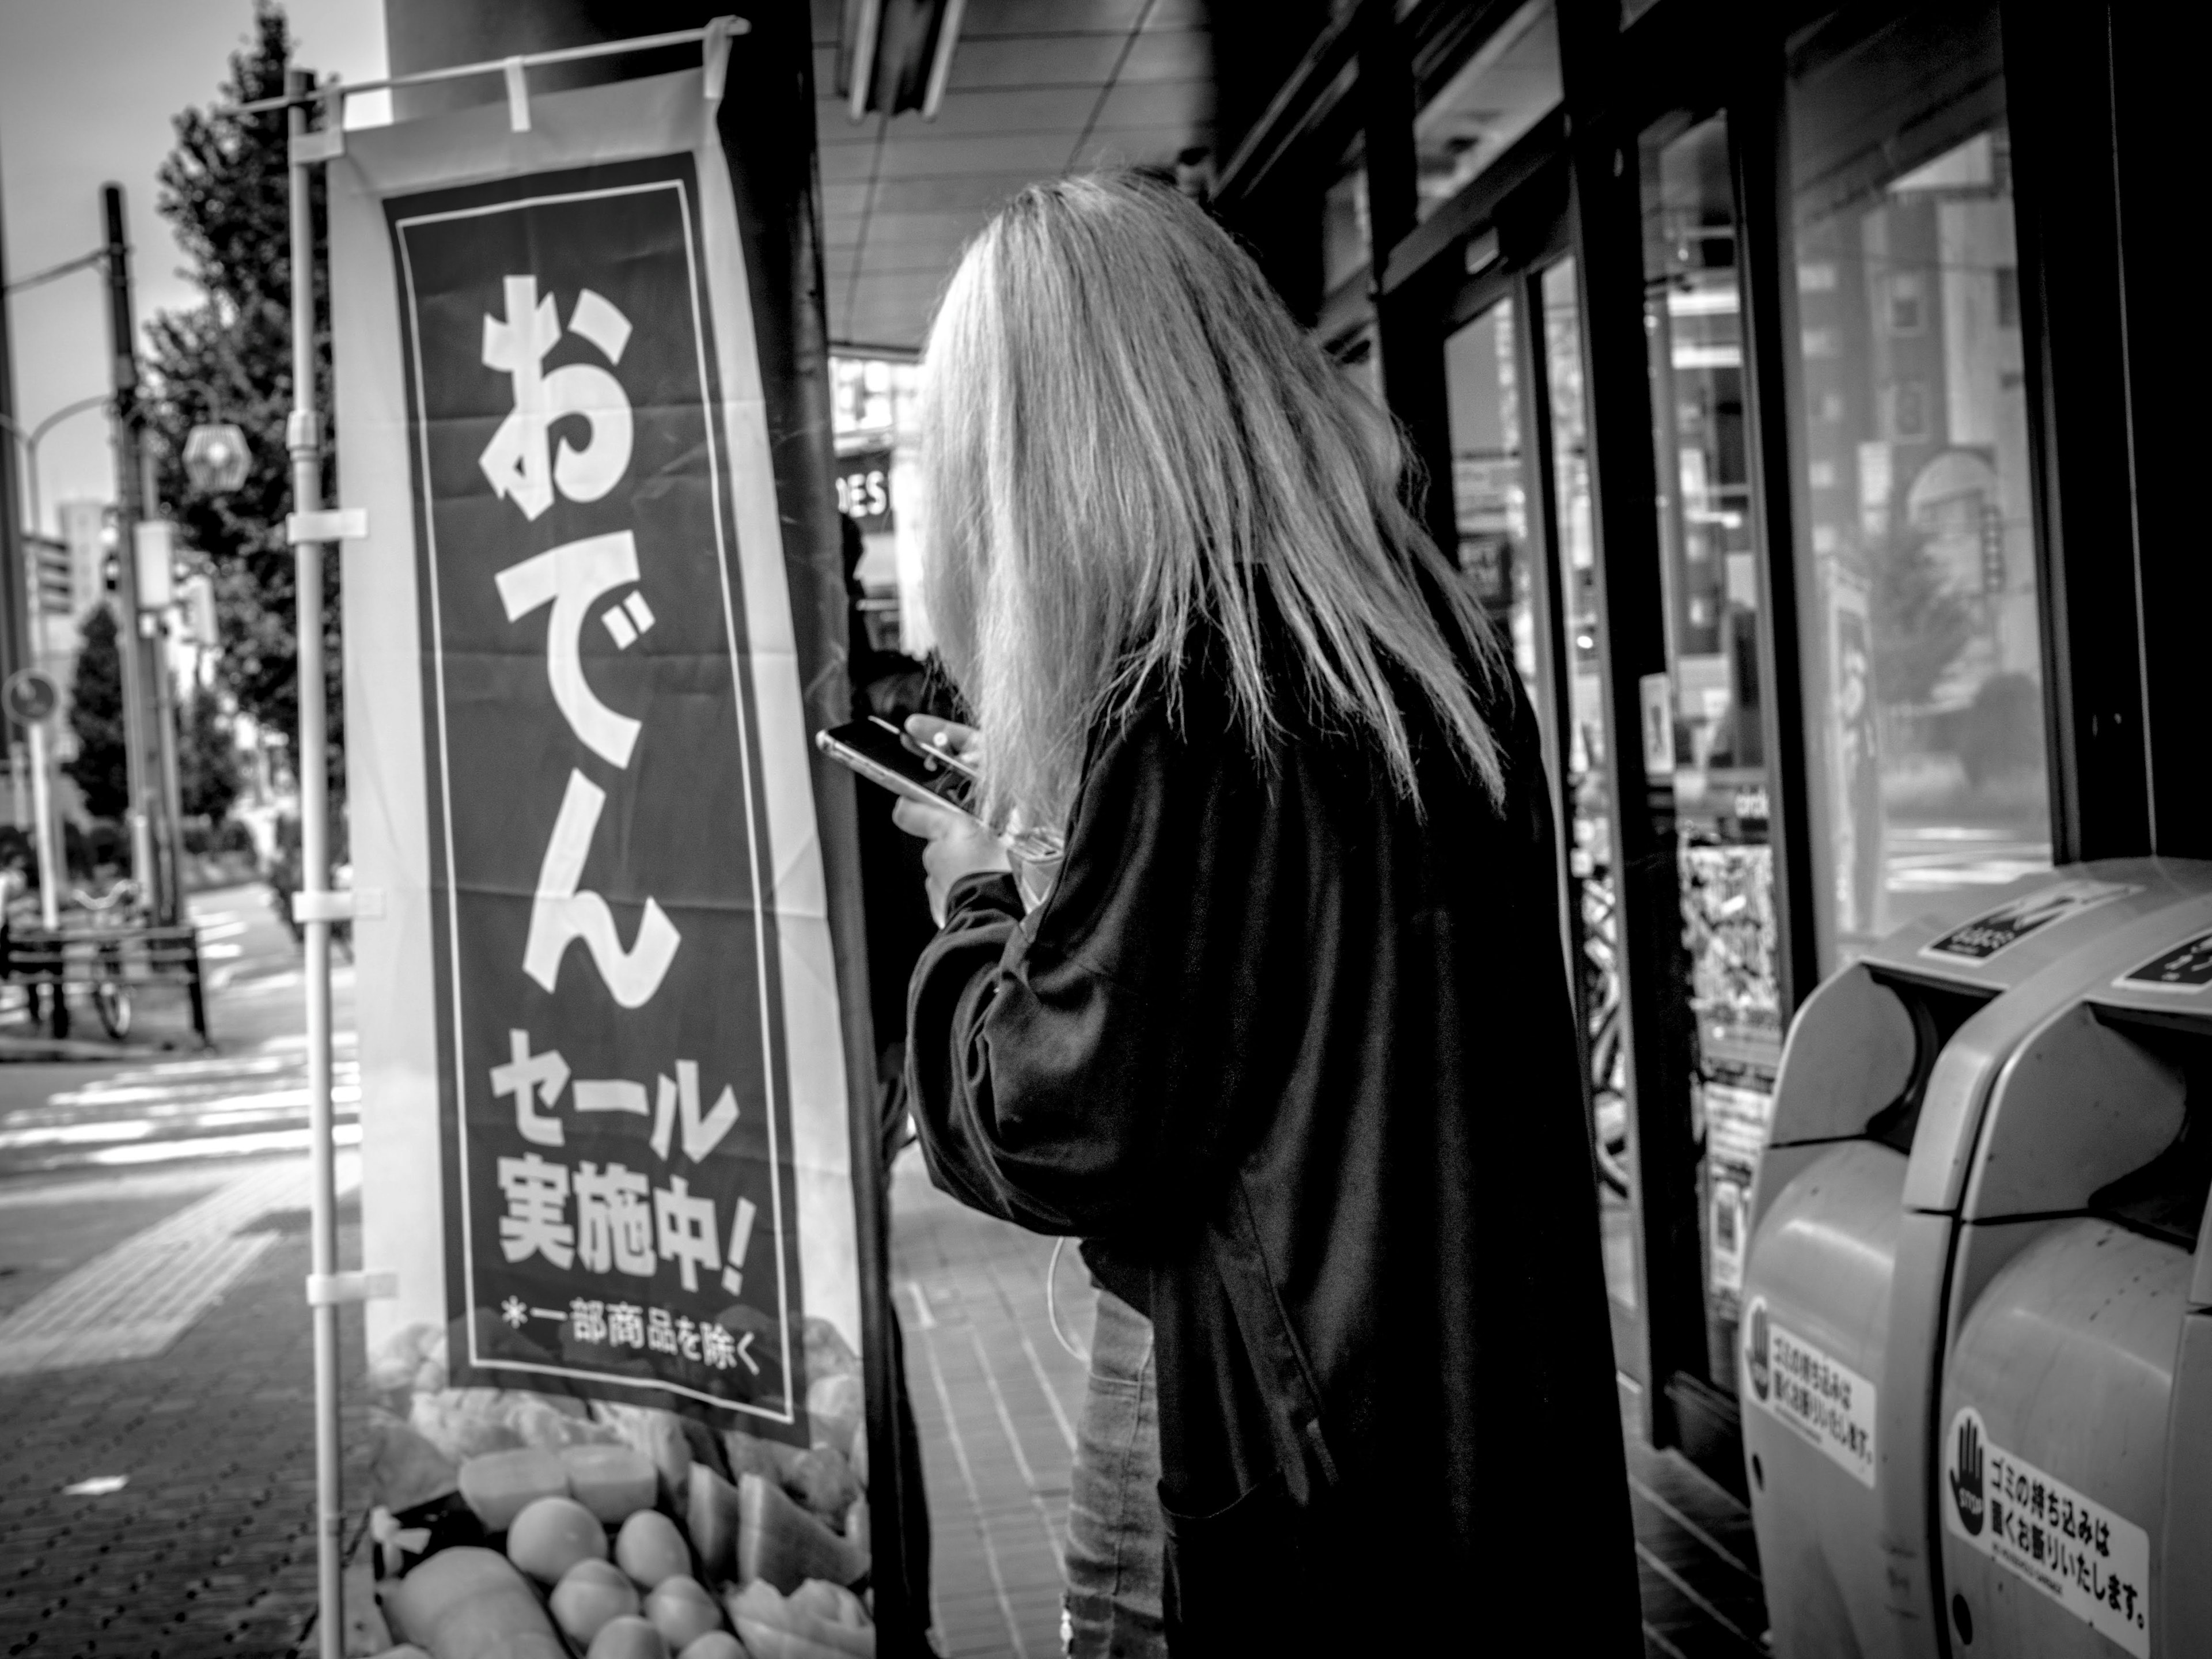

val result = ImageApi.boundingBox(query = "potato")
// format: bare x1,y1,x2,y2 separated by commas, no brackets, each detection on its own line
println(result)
507,1495,608,1583
645,1575,725,1650
587,1613,672,1659
616,1508,692,1589
387,1546,566,1659
564,1444,658,1521
679,1637,746,1659
551,1559,642,1646
459,1446,568,1531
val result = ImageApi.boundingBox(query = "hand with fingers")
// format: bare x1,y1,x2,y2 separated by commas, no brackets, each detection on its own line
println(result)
890,720,1009,925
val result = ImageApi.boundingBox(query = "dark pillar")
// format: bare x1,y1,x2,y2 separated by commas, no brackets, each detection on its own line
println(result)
0,139,32,748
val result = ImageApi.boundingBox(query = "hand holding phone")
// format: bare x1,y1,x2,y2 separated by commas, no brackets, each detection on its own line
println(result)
814,716,978,816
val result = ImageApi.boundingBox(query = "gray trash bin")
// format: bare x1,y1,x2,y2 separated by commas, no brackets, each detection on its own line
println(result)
1934,910,2212,1658
1742,862,2212,1659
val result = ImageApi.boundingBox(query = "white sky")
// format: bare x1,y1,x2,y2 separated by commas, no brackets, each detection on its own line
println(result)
1,0,389,535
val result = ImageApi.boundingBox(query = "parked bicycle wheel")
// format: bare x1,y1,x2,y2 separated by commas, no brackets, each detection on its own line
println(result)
93,939,132,1040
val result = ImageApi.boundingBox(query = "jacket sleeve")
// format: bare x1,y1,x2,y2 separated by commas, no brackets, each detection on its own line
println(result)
903,706,1280,1241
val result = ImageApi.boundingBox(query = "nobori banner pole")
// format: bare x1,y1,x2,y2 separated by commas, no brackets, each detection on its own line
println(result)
286,69,343,1659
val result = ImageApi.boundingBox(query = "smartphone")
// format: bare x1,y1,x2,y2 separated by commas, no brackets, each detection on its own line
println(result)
815,717,979,815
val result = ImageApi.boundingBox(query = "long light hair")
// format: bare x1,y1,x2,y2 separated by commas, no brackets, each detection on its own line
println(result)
919,173,1506,830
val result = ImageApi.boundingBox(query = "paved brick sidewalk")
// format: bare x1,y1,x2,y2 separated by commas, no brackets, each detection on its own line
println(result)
0,1205,366,1658
888,1149,1095,1658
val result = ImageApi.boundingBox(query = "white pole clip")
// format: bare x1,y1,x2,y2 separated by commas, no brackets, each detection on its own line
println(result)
286,507,368,544
703,16,736,101
290,127,345,165
291,889,361,925
503,55,532,132
306,1270,398,1308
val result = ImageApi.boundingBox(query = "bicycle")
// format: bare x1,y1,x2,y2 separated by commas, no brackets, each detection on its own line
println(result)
69,877,142,1040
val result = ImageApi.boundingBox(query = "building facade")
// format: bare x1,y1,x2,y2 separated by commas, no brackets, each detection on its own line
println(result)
1162,0,2203,1494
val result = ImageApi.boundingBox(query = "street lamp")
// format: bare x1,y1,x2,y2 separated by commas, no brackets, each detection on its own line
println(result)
0,392,111,533
183,421,251,495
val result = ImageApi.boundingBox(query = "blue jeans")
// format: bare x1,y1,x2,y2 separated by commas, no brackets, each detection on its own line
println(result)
1061,1287,1168,1658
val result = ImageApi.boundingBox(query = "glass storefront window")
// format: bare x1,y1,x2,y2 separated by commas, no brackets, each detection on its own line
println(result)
1641,112,1782,1390
1442,297,1536,694
1323,145,1371,302
1412,0,1562,222
1786,5,2048,967
1540,257,1635,1313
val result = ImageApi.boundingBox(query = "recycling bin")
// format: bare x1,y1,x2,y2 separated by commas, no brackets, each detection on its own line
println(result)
1934,914,2212,1659
1741,862,2212,1659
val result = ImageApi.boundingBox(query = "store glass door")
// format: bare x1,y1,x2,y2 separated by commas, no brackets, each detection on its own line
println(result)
1637,111,1783,1402
1442,238,1642,1388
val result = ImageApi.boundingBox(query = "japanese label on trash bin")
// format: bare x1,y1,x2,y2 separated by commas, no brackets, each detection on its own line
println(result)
390,155,803,1425
1740,1298,1876,1487
1920,879,2139,964
2114,929,2212,994
1942,1405,2149,1657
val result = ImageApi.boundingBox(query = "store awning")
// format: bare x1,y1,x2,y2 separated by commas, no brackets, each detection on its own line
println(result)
813,0,1215,354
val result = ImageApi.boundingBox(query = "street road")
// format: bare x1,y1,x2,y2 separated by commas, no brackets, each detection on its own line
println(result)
0,881,358,1186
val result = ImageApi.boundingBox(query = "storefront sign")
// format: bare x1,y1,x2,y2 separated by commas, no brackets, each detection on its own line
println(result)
1942,1405,2149,1658
1639,672,1675,776
835,447,893,535
1741,1297,1876,1487
1921,878,2139,965
2115,930,2212,993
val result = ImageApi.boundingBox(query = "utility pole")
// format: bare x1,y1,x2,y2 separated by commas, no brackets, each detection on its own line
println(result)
1,139,35,834
100,183,158,915
140,444,188,924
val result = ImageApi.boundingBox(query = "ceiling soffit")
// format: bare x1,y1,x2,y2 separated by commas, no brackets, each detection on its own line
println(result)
815,0,1216,353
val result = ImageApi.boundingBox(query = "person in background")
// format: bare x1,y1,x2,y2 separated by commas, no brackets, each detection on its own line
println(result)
891,175,1640,1654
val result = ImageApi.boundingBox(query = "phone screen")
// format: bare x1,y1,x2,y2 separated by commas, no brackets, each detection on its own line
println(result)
816,717,974,810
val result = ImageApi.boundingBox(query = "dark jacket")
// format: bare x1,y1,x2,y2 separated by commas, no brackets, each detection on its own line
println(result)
904,629,1639,1652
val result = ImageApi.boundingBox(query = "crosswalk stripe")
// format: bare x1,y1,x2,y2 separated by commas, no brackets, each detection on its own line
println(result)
0,1153,361,1375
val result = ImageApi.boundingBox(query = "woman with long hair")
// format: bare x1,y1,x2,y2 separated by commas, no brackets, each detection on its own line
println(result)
893,174,1638,1653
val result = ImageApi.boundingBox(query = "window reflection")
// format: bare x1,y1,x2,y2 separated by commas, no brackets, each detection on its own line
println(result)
1788,8,2048,965
1641,111,1780,1389
1413,0,1562,221
1323,144,1370,301
1541,259,1635,1313
1443,299,1536,692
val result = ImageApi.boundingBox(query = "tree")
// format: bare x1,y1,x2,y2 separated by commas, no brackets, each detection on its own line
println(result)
179,689,244,823
142,3,342,803
1869,527,1974,712
65,608,130,820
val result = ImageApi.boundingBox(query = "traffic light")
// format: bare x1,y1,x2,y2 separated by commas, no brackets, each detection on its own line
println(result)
1979,501,2006,594
26,536,73,615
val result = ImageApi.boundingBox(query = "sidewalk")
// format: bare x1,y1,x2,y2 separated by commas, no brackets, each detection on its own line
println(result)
0,1189,366,1656
889,1149,1093,1657
887,1149,1772,1658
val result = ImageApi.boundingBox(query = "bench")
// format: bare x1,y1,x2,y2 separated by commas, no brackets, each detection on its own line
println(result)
1,923,211,1044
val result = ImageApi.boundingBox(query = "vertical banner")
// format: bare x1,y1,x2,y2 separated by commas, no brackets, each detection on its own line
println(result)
396,152,805,1418
330,63,865,1508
